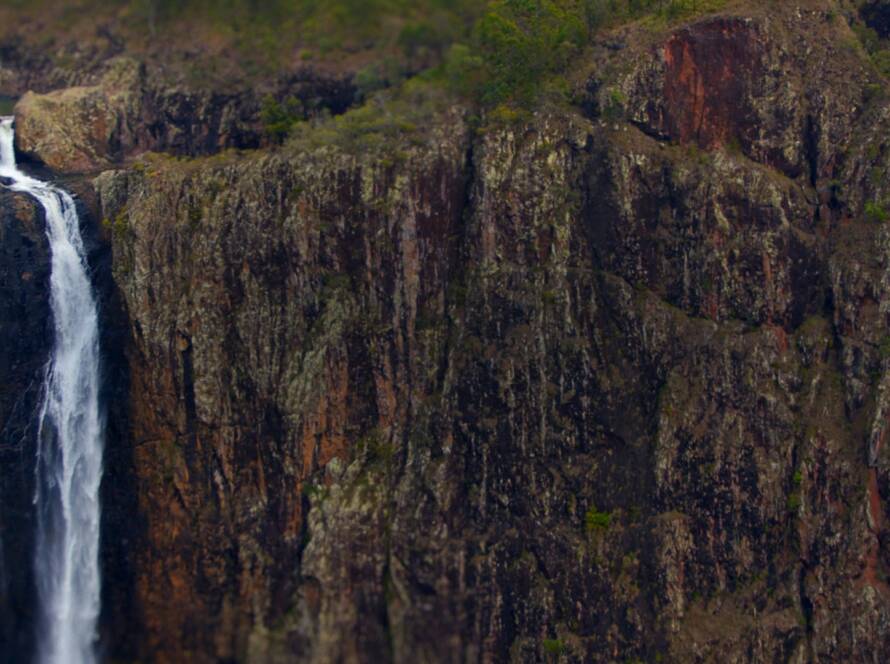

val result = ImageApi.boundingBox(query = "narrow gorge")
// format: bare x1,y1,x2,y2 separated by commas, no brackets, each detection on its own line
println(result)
2,1,890,662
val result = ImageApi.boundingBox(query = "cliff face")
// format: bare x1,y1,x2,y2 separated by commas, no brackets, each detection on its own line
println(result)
3,0,890,662
12,59,356,173
86,3,890,661
94,106,471,660
0,190,49,661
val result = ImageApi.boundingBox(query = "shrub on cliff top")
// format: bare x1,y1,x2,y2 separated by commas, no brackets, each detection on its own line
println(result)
852,15,890,79
434,0,727,112
471,0,588,106
261,95,305,143
285,76,448,154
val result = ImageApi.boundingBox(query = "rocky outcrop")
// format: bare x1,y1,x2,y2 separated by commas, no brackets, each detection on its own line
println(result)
14,57,357,173
0,190,49,662
591,4,874,183
14,57,145,172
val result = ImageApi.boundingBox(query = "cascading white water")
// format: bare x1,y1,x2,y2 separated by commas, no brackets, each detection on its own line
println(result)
0,117,103,664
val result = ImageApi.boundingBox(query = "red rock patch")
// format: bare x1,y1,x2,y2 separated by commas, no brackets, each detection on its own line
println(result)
659,18,764,150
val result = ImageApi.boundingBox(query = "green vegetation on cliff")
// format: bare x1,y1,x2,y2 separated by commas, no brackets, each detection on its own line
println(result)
585,505,612,531
2,0,724,106
249,0,729,141
126,0,725,54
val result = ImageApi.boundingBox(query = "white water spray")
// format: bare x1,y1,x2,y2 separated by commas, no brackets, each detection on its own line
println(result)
0,117,102,664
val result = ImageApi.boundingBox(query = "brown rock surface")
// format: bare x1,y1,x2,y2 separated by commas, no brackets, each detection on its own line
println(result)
4,1,890,662
13,57,357,174
0,190,50,659
14,57,144,172
93,4,890,656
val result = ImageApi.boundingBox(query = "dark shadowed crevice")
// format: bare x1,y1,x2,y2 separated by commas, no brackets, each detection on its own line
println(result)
862,1,890,39
78,193,145,662
629,119,672,143
804,115,820,188
0,191,49,664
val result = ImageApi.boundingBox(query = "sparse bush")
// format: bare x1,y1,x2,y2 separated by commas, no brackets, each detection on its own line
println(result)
285,77,449,152
874,49,890,78
356,429,395,466
355,59,407,101
852,16,890,79
261,95,304,143
865,200,889,223
604,87,626,120
440,43,487,99
879,335,890,358
855,23,882,55
542,638,565,655
398,19,456,66
585,505,612,531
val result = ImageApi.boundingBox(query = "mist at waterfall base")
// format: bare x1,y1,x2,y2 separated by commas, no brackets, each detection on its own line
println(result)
0,117,103,664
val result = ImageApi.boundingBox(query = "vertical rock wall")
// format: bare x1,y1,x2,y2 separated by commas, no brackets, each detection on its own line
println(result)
4,1,890,662
0,191,49,662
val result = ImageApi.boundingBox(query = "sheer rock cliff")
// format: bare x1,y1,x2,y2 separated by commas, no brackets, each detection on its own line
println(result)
3,1,890,662
0,191,48,662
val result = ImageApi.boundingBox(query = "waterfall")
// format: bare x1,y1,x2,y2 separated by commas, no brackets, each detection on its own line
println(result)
0,117,103,664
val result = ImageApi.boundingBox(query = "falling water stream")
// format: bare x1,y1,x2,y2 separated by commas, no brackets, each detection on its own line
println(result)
0,117,102,664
